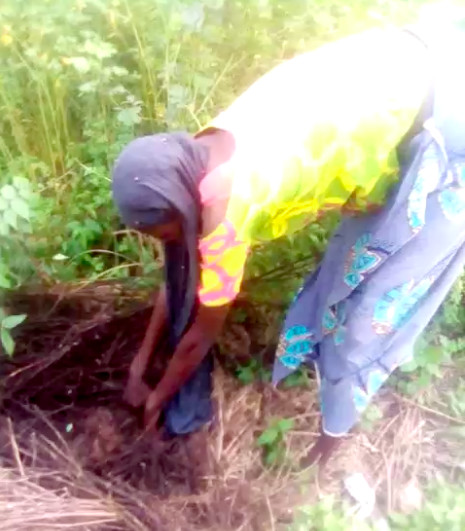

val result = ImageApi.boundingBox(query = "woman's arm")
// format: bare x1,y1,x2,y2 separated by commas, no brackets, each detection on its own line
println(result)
144,303,230,426
133,288,167,373
124,288,168,407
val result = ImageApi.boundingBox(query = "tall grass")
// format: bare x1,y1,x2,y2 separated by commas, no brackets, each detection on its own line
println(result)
0,0,431,283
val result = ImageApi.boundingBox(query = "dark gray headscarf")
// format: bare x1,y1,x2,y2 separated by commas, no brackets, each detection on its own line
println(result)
112,133,213,434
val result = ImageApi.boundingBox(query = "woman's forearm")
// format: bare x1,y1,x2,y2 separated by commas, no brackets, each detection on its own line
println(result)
143,288,168,349
152,339,208,407
149,304,229,408
131,288,168,375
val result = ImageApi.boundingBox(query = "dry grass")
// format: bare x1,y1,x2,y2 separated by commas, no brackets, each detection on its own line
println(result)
0,468,120,531
0,365,321,531
2,369,464,530
1,286,464,530
0,414,124,531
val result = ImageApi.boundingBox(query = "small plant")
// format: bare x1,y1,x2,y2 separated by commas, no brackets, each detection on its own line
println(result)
257,416,294,466
0,178,33,355
282,368,310,389
396,278,465,396
390,481,465,531
236,358,271,385
0,177,31,240
0,311,26,356
290,496,372,531
360,403,384,433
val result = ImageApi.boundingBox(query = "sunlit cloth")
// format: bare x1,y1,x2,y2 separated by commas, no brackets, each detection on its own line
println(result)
197,28,430,306
272,27,465,435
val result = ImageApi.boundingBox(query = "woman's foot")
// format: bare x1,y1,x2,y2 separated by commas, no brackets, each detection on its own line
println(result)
300,431,342,469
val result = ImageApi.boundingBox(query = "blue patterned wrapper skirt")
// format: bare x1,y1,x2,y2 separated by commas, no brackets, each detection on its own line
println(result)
272,29,465,436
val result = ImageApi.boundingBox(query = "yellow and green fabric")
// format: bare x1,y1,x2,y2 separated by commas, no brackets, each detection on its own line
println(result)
198,28,429,307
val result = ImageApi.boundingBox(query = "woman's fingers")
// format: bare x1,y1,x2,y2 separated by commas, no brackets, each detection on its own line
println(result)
144,390,162,430
123,376,151,408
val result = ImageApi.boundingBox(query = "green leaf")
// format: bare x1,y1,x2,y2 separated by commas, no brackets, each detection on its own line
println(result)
168,84,189,106
401,359,418,373
265,447,280,465
182,3,205,32
365,404,383,422
237,366,255,385
257,427,279,446
68,56,91,73
79,81,97,94
4,209,18,229
18,187,32,200
416,371,432,389
427,363,442,377
258,368,271,383
1,328,15,356
420,345,443,366
277,418,294,433
0,197,7,211
283,371,308,388
389,513,409,526
0,220,9,236
2,314,27,329
12,176,30,190
12,176,31,199
1,185,16,200
0,274,11,289
116,106,141,126
10,198,30,220
83,40,116,60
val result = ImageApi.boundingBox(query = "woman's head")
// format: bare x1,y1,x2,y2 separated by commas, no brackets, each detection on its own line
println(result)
111,133,208,241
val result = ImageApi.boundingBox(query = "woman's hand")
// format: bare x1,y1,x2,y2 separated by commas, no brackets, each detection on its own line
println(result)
144,389,162,430
124,359,152,408
123,289,167,407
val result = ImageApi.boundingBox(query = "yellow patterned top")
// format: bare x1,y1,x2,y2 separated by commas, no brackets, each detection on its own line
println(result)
198,28,429,307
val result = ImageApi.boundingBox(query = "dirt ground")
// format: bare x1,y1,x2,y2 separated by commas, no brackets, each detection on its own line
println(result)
0,284,464,530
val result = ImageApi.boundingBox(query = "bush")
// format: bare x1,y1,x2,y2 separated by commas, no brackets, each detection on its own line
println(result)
0,0,429,286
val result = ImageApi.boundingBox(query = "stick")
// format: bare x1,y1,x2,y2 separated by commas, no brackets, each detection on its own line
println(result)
7,417,25,477
394,393,465,425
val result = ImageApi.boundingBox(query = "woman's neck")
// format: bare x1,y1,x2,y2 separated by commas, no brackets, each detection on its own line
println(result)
195,128,235,172
195,129,236,237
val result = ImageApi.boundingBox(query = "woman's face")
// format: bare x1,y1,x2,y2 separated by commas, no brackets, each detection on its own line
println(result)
140,220,182,242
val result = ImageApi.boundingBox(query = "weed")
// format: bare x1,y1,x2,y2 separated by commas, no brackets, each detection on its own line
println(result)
257,416,294,466
360,404,384,433
396,279,465,396
0,178,33,354
0,0,429,284
236,359,271,385
390,481,465,530
290,496,372,531
282,369,311,389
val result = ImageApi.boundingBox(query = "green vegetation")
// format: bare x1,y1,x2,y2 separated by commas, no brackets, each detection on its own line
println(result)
390,481,465,531
292,481,465,531
0,178,31,353
257,416,294,466
0,0,428,287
